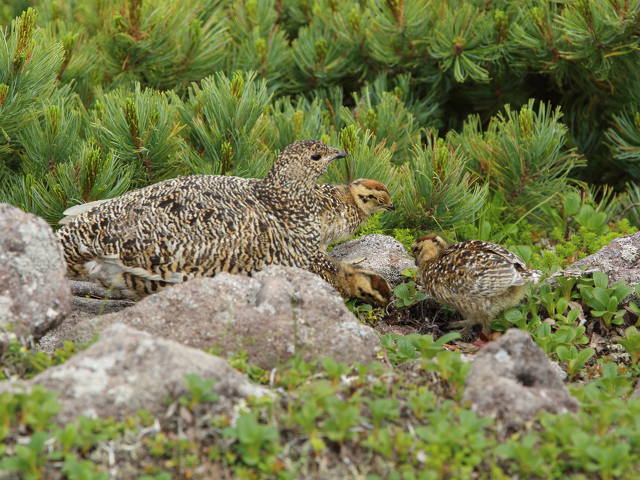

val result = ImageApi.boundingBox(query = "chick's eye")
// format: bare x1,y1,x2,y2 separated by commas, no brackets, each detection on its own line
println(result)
311,154,321,160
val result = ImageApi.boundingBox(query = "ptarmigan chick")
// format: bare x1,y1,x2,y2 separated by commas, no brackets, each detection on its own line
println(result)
412,234,541,338
316,179,394,249
57,140,373,300
318,256,391,306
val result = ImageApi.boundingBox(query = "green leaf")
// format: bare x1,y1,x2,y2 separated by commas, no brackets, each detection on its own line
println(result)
592,272,609,289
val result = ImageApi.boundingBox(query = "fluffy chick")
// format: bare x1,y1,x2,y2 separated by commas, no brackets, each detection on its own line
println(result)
313,255,391,306
316,179,394,249
412,234,541,338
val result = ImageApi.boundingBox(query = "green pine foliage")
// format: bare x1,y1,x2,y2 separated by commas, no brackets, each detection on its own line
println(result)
2,0,640,232
322,125,398,202
606,107,640,180
449,100,584,219
622,181,640,228
339,80,423,164
180,71,273,177
17,85,86,177
91,84,187,184
394,134,487,231
0,8,64,172
97,0,229,92
3,143,132,223
224,0,292,92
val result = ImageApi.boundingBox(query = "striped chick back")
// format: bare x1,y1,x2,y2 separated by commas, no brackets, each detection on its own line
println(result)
413,235,541,335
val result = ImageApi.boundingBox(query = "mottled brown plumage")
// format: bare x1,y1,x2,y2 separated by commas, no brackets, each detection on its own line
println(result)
57,140,376,300
312,255,391,306
412,234,541,338
316,179,394,249
61,178,394,251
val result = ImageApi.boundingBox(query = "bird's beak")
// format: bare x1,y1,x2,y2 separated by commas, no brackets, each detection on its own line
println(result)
335,150,347,159
385,204,396,211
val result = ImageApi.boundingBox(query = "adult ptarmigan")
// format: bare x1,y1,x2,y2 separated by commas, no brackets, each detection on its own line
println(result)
57,140,391,305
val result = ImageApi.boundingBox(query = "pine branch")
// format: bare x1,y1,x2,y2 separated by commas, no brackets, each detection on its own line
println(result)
17,84,87,176
91,83,187,184
392,134,487,230
98,0,229,92
449,99,585,218
605,106,640,180
323,125,397,189
179,71,273,177
0,8,64,170
2,142,134,225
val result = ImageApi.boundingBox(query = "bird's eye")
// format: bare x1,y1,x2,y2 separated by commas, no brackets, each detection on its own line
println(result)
311,154,321,161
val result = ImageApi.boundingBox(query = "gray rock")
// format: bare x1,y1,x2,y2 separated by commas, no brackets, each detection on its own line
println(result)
1,323,269,423
39,266,380,369
0,204,70,343
71,296,135,316
463,329,579,421
559,231,640,287
34,288,135,353
70,280,130,300
330,234,415,285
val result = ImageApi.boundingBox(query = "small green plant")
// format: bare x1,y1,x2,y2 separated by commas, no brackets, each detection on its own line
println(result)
0,340,79,380
345,300,386,327
495,434,550,477
578,272,634,328
616,326,640,364
179,374,219,409
391,228,417,251
0,431,49,479
589,362,634,397
534,323,589,356
320,396,362,443
61,456,109,480
228,350,269,384
555,345,596,379
414,406,494,476
223,413,280,471
380,332,468,395
139,472,172,480
366,397,400,429
321,357,350,383
392,268,427,307
0,387,123,479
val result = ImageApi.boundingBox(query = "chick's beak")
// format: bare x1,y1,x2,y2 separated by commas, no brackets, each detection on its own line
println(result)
385,204,396,211
334,150,348,159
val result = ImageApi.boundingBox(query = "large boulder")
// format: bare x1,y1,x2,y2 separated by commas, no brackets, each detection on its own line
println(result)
0,203,70,344
39,266,380,368
330,234,416,286
464,329,578,422
559,231,640,286
0,323,269,424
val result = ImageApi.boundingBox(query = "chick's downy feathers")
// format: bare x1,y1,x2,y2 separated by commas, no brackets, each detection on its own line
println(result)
412,234,541,338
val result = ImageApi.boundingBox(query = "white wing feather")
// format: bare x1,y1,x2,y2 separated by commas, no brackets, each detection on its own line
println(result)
59,198,111,224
